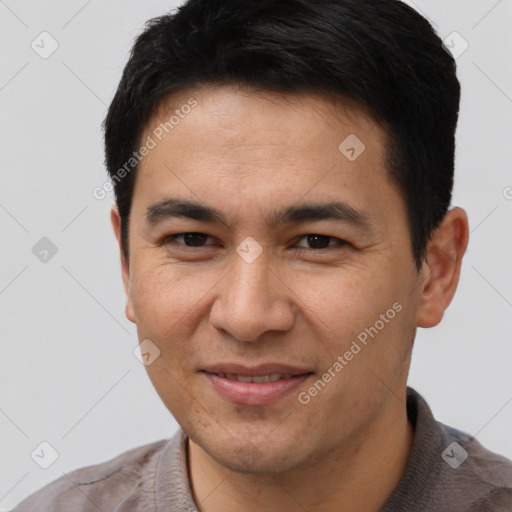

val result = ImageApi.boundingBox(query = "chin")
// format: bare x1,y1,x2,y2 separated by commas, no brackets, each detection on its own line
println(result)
189,427,307,475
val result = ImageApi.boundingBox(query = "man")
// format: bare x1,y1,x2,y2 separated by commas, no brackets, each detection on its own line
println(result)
13,0,512,510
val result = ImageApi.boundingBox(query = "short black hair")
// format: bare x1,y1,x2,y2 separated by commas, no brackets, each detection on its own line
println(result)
103,0,460,271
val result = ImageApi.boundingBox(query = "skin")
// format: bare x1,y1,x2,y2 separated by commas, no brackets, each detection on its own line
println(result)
111,84,469,512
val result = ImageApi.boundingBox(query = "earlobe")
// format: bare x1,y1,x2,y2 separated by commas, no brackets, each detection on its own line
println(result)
125,298,136,323
415,207,469,328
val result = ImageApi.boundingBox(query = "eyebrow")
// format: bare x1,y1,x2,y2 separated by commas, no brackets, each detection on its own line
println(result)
145,198,372,230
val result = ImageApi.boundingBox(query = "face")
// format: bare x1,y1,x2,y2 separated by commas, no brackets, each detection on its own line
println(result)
113,85,429,474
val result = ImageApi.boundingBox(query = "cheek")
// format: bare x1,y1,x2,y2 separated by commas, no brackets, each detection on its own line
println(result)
129,262,207,322
285,264,393,330
296,267,411,373
128,262,226,367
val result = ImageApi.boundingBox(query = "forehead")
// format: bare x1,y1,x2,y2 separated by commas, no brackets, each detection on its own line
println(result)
149,85,382,147
139,85,387,173
133,84,403,227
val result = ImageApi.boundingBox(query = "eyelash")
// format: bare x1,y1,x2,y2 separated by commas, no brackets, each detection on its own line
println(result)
162,233,347,252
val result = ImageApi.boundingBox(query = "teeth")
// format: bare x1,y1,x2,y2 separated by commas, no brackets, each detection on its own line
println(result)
217,373,295,382
229,373,252,382
252,375,271,383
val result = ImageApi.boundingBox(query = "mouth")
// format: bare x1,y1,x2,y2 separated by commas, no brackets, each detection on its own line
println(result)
201,364,314,406
212,372,297,383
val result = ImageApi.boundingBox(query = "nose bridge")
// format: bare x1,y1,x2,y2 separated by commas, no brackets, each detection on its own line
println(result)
231,253,272,307
210,249,294,341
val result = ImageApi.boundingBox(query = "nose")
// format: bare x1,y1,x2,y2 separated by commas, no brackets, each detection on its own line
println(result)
209,253,295,342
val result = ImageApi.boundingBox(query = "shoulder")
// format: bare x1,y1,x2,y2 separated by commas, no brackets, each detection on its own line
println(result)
439,423,512,510
391,388,512,511
11,438,171,512
446,423,512,487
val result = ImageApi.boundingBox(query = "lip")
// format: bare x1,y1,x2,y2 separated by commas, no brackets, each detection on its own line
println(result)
201,363,313,406
202,363,312,376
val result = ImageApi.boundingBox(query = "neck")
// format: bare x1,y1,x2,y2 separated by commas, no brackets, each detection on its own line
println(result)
188,391,414,512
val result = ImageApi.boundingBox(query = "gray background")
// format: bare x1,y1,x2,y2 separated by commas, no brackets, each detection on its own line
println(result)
1,0,511,509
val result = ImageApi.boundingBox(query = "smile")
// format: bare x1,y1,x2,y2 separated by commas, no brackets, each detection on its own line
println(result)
202,370,313,406
213,373,295,383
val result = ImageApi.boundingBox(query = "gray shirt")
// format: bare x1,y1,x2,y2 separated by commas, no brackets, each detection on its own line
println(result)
11,388,512,511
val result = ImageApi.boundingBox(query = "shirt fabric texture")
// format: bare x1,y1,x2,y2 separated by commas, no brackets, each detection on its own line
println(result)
12,387,512,511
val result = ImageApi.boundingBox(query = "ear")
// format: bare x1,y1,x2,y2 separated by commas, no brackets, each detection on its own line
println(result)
110,205,136,323
415,207,469,328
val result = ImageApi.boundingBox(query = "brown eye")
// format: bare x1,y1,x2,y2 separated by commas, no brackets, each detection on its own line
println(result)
164,232,215,247
295,234,346,250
